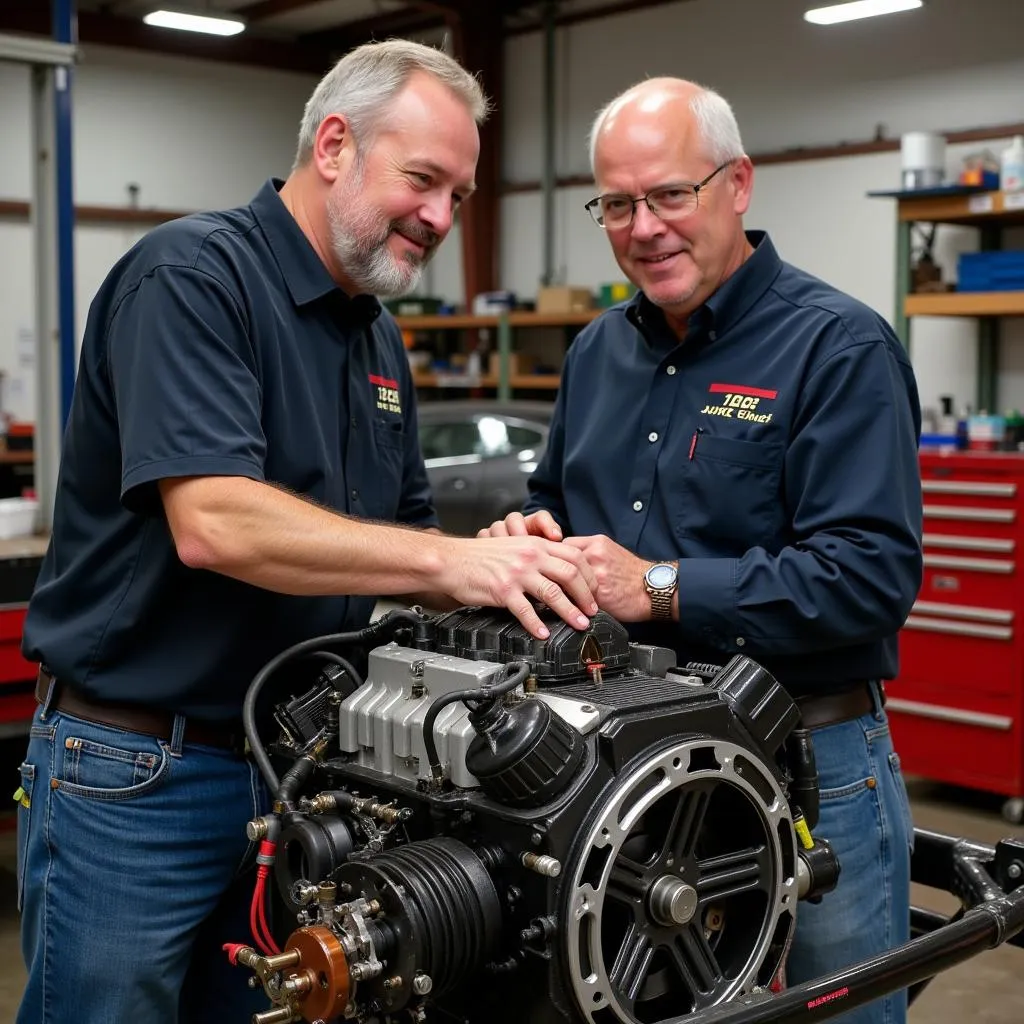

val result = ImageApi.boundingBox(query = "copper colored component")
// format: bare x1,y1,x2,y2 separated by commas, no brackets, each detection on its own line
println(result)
284,926,351,1023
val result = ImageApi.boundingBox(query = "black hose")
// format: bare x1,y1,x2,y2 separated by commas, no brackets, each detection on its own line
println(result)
244,609,426,794
422,662,530,784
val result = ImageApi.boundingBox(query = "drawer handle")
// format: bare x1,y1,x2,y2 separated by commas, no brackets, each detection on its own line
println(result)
912,601,1014,624
921,481,1017,497
922,533,1015,553
885,697,1012,731
923,554,1015,574
904,614,1013,639
923,505,1016,523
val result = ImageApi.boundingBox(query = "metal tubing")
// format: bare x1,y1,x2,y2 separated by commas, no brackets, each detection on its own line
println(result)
668,828,1024,1024
669,896,1024,1024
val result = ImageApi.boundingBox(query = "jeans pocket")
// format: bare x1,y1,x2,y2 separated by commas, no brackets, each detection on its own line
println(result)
887,750,915,853
15,761,34,912
56,726,171,802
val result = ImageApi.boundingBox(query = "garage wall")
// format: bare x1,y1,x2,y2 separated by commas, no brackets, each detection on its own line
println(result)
490,0,1024,417
0,46,317,422
2,0,1024,423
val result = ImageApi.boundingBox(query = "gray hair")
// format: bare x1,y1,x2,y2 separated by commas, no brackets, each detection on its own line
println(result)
588,81,745,173
293,39,490,170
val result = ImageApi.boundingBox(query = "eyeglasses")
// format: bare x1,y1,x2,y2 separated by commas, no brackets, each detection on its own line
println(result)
584,162,731,229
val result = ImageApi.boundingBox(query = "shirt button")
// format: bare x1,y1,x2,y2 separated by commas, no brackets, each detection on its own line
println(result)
709,330,717,341
351,489,359,501
648,431,659,443
735,637,745,647
666,365,677,376
632,500,643,512
351,417,358,428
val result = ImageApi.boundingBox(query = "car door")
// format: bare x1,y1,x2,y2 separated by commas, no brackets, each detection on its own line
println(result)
419,420,485,536
478,418,548,523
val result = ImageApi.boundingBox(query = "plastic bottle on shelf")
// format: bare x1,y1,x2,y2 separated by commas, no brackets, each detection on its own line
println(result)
1000,136,1024,193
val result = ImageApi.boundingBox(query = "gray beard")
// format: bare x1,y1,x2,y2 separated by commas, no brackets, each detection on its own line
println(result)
328,187,429,298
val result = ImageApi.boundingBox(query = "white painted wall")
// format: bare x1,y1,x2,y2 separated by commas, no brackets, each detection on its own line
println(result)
498,0,1024,417
0,45,317,422
2,0,1024,424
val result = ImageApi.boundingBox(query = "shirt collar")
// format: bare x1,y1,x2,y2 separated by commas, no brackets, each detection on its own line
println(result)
250,178,382,326
626,229,781,343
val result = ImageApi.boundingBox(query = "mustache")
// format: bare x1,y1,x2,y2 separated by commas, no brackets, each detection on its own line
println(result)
390,218,440,250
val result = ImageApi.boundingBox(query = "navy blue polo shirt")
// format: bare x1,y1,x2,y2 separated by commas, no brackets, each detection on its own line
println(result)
527,231,923,695
24,179,437,718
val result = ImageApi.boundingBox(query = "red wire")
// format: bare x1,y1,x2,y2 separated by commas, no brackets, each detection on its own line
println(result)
257,871,281,954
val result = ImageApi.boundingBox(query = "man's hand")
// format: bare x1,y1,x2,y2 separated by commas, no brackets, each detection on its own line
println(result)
563,534,655,622
437,534,599,640
477,509,563,541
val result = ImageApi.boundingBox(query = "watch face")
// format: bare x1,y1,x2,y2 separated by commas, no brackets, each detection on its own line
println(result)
646,563,677,589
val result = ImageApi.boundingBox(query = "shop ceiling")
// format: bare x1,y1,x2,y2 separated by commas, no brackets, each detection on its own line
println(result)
0,0,692,74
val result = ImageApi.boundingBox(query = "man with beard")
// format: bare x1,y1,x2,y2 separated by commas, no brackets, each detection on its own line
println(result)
15,40,599,1024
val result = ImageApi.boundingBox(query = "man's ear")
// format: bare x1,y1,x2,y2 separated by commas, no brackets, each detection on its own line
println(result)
312,114,351,184
731,156,754,216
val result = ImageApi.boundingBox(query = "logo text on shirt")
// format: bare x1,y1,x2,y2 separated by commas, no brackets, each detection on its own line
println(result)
700,382,778,424
369,373,402,415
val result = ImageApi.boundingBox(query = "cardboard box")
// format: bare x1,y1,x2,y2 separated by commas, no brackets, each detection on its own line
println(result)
536,286,594,314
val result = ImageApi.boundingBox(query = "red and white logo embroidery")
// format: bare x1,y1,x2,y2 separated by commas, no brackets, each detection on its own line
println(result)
700,382,778,424
369,373,402,415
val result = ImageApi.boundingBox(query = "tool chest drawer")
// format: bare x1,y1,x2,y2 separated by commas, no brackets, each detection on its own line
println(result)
891,452,1024,819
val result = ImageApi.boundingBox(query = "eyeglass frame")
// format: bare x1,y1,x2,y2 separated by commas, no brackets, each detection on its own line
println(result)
584,162,732,229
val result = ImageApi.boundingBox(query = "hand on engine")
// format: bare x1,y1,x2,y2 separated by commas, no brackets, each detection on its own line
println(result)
437,534,599,639
563,534,657,622
477,509,563,541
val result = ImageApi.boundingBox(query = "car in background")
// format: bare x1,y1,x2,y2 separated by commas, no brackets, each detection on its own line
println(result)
417,400,554,536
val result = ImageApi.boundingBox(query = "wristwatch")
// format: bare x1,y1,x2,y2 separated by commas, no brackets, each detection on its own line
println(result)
643,561,678,620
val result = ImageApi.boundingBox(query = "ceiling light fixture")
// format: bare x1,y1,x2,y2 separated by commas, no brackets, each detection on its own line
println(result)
143,9,246,36
804,0,923,25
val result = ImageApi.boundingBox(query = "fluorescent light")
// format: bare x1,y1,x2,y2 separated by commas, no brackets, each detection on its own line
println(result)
143,9,246,36
804,0,923,25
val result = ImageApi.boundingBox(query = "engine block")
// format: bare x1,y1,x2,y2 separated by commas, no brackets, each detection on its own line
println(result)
234,608,838,1024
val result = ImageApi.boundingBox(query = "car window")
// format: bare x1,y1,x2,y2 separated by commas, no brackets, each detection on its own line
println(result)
419,422,482,460
505,424,545,448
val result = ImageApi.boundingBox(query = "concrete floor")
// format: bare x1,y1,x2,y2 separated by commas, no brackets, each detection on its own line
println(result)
0,778,1022,1022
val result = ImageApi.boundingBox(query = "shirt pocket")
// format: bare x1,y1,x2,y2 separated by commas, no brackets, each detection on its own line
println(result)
370,418,406,518
673,434,785,551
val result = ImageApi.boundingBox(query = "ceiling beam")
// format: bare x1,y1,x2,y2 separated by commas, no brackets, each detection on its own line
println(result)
235,0,334,25
300,7,448,53
0,5,332,73
508,0,694,35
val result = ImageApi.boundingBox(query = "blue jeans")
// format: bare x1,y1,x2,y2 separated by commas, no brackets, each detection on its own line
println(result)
785,689,914,1024
16,704,272,1024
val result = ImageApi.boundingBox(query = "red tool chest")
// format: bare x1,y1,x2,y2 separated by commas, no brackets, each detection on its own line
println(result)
889,451,1024,821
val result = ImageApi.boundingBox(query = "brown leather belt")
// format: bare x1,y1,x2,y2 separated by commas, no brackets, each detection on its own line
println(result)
796,681,879,731
35,668,246,753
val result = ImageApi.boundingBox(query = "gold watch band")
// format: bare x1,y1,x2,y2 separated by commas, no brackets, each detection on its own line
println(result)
649,588,674,620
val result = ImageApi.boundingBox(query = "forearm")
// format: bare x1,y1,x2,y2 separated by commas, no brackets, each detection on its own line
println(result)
675,538,921,656
161,475,449,597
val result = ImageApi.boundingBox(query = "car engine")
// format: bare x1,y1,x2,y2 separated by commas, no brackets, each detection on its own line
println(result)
229,607,841,1024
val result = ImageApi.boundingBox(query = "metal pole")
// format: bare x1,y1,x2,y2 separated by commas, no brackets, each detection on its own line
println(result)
53,0,77,430
31,65,61,527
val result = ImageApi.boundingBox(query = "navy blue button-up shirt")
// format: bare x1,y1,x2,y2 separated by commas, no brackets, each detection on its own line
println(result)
24,179,437,718
526,232,923,695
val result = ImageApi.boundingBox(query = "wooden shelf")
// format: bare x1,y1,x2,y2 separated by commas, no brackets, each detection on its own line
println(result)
897,190,1024,226
511,375,560,389
507,311,600,326
905,292,1024,317
397,315,499,330
412,373,499,389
